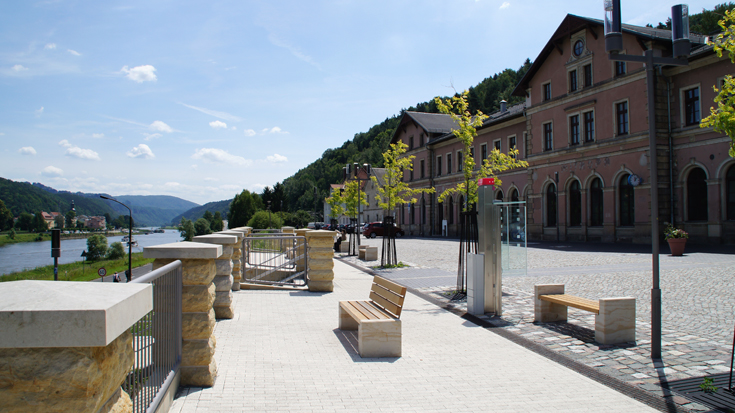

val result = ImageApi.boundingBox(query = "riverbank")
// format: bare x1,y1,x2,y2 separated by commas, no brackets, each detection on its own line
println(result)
0,229,144,247
0,252,154,282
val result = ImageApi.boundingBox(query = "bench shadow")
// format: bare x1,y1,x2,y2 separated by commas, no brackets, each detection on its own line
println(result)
332,329,400,363
532,321,637,349
288,291,330,297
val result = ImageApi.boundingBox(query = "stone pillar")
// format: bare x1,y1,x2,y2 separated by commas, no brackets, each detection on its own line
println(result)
534,284,567,322
230,227,251,285
217,230,244,291
193,234,238,319
0,280,152,413
305,230,336,292
144,242,222,387
282,226,295,234
295,228,309,272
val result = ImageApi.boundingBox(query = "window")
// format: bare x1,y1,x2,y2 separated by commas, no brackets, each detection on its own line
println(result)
508,136,517,158
510,188,519,202
494,140,501,152
687,168,708,221
420,159,425,178
543,82,552,101
619,174,635,226
448,197,454,225
590,178,603,226
727,165,735,220
569,180,582,226
584,111,595,142
615,61,626,76
583,64,592,87
421,197,426,224
447,153,452,175
684,87,701,126
410,204,415,225
437,156,442,176
573,40,584,57
481,144,487,161
616,101,629,136
543,122,553,151
569,115,580,145
409,136,414,150
546,184,557,227
457,151,463,172
419,133,424,146
569,70,578,92
495,190,504,201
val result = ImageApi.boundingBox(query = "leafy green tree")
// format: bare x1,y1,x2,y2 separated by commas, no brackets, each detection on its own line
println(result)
202,210,214,224
247,210,283,229
211,211,224,232
17,212,33,231
33,211,47,232
54,215,64,229
86,234,108,261
106,241,125,260
179,218,196,241
702,9,735,157
341,180,367,221
194,218,212,236
0,200,12,231
228,190,261,228
65,210,76,229
7,228,16,239
325,188,346,220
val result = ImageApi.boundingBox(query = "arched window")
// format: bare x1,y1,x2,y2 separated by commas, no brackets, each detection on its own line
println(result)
510,188,519,202
569,180,582,226
619,174,635,226
496,189,504,201
448,197,454,225
410,203,415,225
590,178,603,226
687,167,708,221
728,165,735,220
546,184,557,227
438,201,444,223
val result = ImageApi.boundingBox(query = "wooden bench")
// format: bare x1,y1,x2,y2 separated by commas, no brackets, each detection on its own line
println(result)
534,284,636,345
339,276,407,357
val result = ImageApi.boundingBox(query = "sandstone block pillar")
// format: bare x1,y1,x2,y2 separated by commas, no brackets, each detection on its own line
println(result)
295,228,309,272
193,234,239,319
534,284,567,323
0,280,152,413
595,297,636,345
218,230,245,291
305,230,336,292
144,242,222,387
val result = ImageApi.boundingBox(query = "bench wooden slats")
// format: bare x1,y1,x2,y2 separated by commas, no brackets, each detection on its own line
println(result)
369,276,407,317
352,300,391,320
539,294,600,314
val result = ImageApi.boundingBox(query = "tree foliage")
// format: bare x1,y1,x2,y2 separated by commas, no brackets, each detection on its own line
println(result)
65,210,76,229
106,241,125,260
247,210,283,229
372,141,435,213
654,3,735,34
701,9,735,157
325,188,346,219
16,212,33,231
179,217,196,241
33,211,47,232
86,234,108,261
228,190,262,228
341,180,368,219
194,218,212,236
0,200,12,231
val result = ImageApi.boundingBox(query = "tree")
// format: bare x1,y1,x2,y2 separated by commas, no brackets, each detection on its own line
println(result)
211,211,224,232
179,218,196,241
7,228,16,239
228,190,261,228
106,241,125,260
247,210,283,229
0,199,12,230
194,218,212,236
65,210,76,229
341,180,368,221
54,215,64,229
86,234,108,261
325,188,346,221
701,9,735,157
202,210,214,224
33,211,47,232
17,212,33,231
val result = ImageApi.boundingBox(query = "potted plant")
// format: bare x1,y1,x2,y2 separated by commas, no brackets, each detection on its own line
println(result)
664,223,688,256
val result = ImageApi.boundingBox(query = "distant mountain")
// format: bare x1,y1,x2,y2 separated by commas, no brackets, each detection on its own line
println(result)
172,199,231,225
1,178,201,227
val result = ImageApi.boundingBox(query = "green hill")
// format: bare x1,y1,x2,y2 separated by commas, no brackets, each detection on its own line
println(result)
172,199,231,225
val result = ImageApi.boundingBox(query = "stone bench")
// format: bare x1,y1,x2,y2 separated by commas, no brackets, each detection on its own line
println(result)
338,275,407,357
534,284,636,345
358,246,377,261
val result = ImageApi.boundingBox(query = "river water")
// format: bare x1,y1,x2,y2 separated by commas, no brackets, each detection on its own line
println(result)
0,229,184,276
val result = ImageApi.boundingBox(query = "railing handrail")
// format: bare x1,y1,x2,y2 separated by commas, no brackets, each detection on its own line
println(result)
132,260,182,284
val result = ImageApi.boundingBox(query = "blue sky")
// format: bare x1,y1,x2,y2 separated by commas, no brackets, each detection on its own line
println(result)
0,0,719,205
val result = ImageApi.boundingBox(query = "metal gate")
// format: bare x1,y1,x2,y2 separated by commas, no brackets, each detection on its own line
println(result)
242,232,308,287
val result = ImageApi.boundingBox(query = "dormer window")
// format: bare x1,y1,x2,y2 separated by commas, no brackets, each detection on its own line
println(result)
573,40,584,57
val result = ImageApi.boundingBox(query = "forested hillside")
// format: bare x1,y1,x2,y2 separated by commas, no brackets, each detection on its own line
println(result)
172,199,231,225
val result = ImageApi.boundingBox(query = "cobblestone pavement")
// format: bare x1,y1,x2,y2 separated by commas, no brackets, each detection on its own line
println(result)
338,236,735,412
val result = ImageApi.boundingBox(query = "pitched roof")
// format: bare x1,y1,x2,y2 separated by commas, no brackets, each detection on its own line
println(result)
404,111,458,134
429,102,526,145
370,167,387,186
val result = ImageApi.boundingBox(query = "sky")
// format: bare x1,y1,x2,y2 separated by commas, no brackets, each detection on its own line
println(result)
0,0,721,206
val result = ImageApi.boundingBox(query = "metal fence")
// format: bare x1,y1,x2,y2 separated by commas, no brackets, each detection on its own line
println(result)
243,234,307,286
127,260,182,413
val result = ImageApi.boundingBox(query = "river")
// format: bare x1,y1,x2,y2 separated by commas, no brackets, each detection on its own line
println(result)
0,229,184,276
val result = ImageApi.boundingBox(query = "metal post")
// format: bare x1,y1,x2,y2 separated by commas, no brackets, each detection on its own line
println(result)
100,196,133,282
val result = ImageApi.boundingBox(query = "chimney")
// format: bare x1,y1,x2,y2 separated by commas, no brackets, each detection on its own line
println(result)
500,100,507,113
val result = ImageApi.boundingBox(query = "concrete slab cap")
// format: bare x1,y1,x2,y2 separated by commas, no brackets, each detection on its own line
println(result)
0,280,152,348
217,230,243,239
144,242,222,259
193,234,238,244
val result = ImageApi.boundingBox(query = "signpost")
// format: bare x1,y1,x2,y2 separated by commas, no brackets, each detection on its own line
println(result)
98,267,106,279
51,229,60,281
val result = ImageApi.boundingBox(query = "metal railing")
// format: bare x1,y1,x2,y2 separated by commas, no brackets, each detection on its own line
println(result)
243,235,307,286
127,260,182,413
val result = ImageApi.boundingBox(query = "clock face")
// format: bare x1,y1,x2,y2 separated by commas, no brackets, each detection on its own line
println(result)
628,174,641,186
573,40,584,57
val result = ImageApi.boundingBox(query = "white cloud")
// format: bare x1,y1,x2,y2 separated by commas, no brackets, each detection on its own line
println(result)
92,133,105,138
178,102,242,122
58,139,72,148
65,146,101,161
67,49,81,56
209,120,227,129
143,132,162,141
149,120,172,133
192,148,251,166
12,64,28,72
244,129,256,137
19,146,37,155
261,126,288,134
268,34,321,70
499,2,510,9
35,107,44,117
127,144,155,159
266,153,288,163
44,43,57,50
204,177,219,182
231,126,237,131
120,65,157,83
41,165,63,177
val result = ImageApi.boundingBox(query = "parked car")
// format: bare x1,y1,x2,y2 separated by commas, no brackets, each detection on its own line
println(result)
362,222,405,238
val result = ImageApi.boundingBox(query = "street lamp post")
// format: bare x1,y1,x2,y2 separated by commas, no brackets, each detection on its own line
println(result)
344,162,372,255
100,196,133,282
267,201,272,229
605,0,690,360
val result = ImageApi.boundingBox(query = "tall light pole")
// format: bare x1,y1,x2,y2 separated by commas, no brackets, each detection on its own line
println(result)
100,196,133,282
605,0,690,359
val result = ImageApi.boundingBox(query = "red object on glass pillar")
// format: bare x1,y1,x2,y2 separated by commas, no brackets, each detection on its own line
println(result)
478,177,495,186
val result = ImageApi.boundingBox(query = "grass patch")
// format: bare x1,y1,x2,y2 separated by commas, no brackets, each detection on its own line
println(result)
0,252,154,282
371,261,409,270
0,231,48,247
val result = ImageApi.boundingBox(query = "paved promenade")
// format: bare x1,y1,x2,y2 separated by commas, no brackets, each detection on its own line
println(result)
339,237,735,412
170,259,660,412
